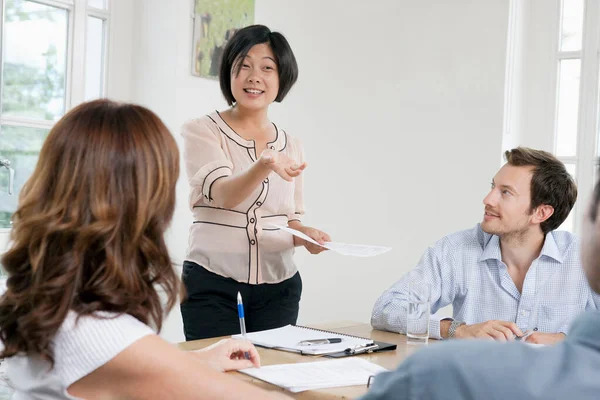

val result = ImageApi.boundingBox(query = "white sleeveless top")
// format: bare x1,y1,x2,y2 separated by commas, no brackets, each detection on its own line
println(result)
5,311,154,399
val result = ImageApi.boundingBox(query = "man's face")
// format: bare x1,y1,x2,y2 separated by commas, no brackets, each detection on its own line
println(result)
582,188,600,294
481,164,538,238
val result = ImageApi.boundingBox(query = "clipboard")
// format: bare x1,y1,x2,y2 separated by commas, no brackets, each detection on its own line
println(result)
232,324,397,357
324,340,397,358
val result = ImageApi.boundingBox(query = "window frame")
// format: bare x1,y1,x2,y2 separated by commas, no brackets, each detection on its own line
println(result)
553,0,600,234
0,0,111,234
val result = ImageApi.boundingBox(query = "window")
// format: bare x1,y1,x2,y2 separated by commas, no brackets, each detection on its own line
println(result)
0,0,110,229
504,0,600,234
554,0,586,232
553,0,600,233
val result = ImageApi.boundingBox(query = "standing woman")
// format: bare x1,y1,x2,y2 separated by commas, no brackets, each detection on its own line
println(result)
181,25,330,340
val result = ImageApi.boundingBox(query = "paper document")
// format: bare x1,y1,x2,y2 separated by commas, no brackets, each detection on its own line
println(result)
240,358,387,393
271,224,391,257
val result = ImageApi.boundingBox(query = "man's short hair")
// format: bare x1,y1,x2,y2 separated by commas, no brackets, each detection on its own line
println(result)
219,24,299,106
505,147,577,234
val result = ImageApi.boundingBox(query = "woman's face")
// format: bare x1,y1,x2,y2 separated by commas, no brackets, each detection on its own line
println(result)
230,43,280,110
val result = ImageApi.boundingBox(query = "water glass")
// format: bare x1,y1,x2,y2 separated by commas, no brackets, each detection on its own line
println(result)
407,279,431,343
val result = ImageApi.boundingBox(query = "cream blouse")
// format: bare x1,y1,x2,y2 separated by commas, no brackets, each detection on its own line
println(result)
181,111,305,284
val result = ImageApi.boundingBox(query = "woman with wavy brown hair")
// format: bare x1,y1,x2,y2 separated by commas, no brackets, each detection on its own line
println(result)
0,99,288,399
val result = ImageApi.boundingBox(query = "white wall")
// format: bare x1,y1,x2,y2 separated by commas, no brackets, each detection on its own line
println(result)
128,0,510,343
505,0,560,152
106,0,136,102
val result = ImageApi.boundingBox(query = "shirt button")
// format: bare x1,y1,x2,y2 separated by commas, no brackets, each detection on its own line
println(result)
250,239,256,245
264,178,269,184
533,327,538,331
256,201,262,206
250,218,255,223
270,146,275,150
521,310,529,317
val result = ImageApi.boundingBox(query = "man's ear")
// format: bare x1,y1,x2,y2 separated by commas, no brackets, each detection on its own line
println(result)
532,204,554,224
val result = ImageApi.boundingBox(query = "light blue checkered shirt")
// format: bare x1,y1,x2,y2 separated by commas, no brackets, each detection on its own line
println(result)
371,224,600,339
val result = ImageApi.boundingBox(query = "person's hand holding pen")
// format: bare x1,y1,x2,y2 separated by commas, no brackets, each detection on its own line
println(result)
193,339,261,372
288,221,331,254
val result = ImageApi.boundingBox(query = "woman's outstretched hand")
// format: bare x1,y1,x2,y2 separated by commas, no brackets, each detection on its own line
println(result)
260,149,306,182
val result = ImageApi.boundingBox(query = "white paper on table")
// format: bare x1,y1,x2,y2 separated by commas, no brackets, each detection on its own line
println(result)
270,224,391,257
239,358,387,393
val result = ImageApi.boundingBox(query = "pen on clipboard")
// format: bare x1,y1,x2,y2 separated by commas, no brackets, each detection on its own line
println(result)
344,343,379,355
237,292,250,360
298,338,343,346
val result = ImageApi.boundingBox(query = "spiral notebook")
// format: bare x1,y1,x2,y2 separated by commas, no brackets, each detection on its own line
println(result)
232,324,396,356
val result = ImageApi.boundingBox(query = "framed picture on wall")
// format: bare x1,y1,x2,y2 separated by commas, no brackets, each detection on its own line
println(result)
191,0,255,78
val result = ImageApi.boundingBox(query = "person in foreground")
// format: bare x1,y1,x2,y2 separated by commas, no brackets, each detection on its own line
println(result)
372,148,599,343
0,100,289,399
361,163,600,400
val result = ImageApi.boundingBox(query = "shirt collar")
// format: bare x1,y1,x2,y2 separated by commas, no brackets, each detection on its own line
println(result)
479,234,502,262
212,111,285,152
539,232,564,263
478,231,564,264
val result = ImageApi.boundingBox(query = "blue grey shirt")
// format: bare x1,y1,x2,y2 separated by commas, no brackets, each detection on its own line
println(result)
361,311,600,400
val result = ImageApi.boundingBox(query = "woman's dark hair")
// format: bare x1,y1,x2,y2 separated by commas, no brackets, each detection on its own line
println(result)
219,24,299,105
0,99,182,366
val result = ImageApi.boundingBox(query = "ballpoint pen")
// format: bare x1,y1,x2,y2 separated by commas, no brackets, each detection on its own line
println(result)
515,331,534,341
298,338,343,346
237,291,250,360
344,343,379,355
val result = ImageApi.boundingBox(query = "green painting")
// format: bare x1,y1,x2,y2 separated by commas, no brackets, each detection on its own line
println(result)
192,0,255,78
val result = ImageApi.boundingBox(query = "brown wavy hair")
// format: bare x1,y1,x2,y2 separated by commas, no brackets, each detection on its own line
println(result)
0,99,181,365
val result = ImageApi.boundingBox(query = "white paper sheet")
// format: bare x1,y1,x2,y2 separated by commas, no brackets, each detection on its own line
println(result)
240,358,387,393
270,224,391,257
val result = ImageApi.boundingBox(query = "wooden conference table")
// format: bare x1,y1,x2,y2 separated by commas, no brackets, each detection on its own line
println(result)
178,321,435,399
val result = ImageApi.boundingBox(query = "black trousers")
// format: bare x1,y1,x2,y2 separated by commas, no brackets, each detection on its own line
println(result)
180,261,302,341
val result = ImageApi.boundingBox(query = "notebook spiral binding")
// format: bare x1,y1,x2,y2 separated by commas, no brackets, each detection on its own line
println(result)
293,325,373,342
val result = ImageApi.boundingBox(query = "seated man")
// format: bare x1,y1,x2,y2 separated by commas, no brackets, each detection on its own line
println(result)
371,147,599,343
361,160,600,400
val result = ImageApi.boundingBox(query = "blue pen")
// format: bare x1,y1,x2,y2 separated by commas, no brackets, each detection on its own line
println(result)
237,291,250,360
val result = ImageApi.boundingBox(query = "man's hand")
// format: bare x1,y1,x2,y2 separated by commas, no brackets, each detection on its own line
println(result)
454,320,523,341
525,332,565,345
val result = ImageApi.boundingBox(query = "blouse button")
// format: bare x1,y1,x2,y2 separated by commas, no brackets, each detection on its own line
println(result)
250,239,256,245
264,178,269,184
256,201,262,206
270,146,275,150
533,327,538,331
250,218,255,223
